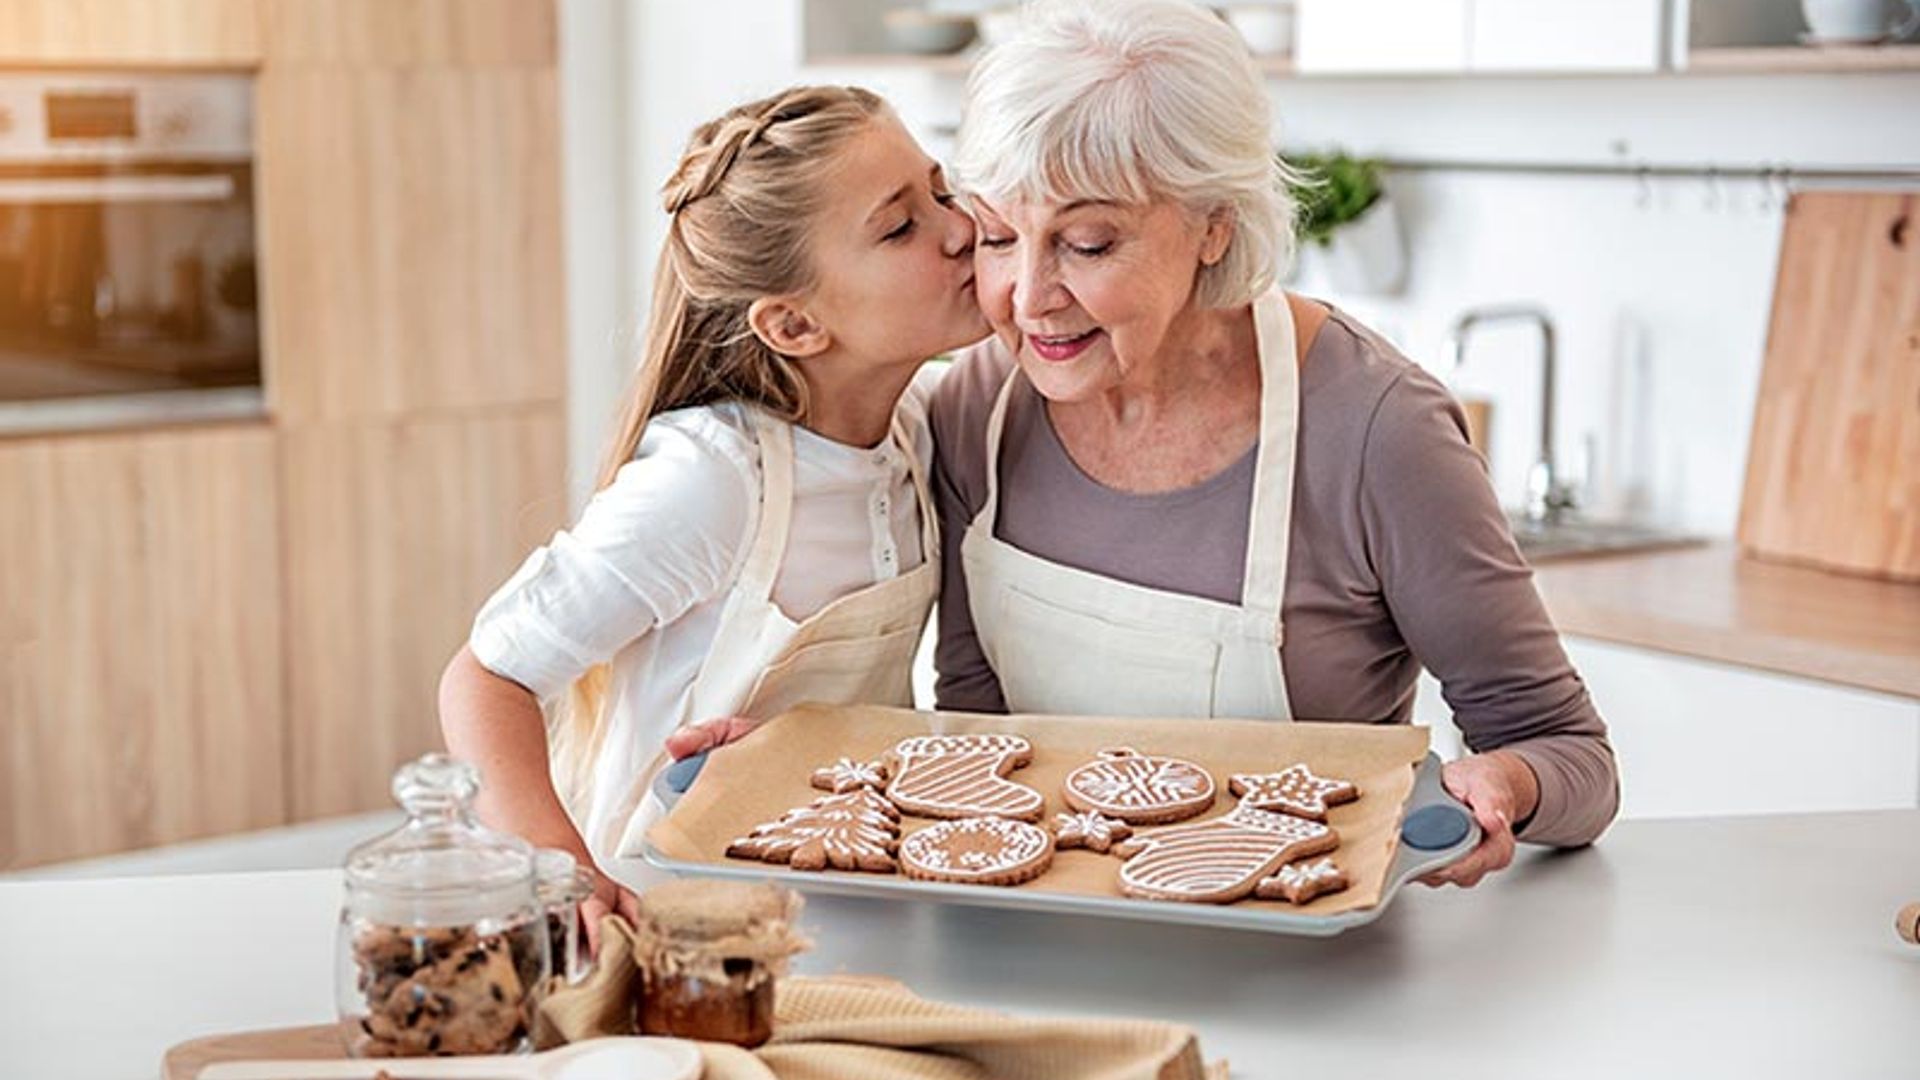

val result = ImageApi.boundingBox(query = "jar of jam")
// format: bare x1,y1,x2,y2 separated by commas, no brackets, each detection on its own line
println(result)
629,880,809,1048
335,753,549,1057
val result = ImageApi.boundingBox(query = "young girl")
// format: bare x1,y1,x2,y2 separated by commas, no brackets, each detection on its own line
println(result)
439,85,985,932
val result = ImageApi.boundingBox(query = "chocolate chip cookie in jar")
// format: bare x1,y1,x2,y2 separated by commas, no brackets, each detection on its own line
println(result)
532,848,596,985
629,880,809,1048
336,753,549,1058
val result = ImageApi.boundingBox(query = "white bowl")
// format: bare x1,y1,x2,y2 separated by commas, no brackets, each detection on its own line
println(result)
882,10,979,55
1223,4,1295,56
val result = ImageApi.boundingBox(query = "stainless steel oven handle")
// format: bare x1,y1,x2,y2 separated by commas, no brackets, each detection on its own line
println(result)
0,173,236,204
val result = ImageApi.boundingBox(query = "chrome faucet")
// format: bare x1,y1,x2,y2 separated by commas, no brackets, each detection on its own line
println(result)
1444,304,1577,526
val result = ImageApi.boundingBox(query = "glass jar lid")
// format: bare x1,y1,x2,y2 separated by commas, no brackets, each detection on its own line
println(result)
343,752,537,927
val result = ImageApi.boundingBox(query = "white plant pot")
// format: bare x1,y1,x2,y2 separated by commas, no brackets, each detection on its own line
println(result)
1322,194,1407,296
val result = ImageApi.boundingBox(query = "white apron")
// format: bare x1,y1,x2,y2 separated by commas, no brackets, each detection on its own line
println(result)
959,289,1301,721
603,404,940,873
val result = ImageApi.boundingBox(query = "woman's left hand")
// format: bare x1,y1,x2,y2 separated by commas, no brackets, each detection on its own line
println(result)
1418,750,1540,889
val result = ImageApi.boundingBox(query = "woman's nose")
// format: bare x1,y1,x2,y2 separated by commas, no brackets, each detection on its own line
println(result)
1013,249,1065,320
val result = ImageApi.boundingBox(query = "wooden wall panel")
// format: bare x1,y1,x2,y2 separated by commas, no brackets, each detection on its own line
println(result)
261,0,555,68
256,65,566,422
0,0,261,66
0,424,286,869
281,405,565,819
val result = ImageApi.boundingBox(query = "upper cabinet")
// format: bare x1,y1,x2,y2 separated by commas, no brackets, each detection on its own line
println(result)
1297,0,1666,75
0,0,261,67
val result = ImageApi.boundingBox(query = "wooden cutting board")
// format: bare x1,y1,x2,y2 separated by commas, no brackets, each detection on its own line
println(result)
163,1024,344,1080
1737,190,1920,581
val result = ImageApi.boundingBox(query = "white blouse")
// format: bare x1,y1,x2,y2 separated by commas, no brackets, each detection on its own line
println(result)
468,371,936,767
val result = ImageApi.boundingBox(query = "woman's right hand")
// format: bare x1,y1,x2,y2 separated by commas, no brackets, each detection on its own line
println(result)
663,715,761,761
579,874,642,957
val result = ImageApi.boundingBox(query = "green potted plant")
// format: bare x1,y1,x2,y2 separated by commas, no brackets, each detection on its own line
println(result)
1284,150,1406,294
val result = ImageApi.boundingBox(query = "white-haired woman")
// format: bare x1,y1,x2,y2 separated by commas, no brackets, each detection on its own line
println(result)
930,0,1618,886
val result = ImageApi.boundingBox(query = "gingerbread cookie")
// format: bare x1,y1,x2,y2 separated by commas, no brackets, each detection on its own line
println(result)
810,756,889,793
886,733,1045,822
1229,764,1360,822
1063,747,1216,824
1255,857,1350,904
1052,810,1133,854
726,788,900,873
899,816,1055,886
1112,803,1339,904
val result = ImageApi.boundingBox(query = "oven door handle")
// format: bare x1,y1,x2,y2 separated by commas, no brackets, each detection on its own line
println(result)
0,173,236,204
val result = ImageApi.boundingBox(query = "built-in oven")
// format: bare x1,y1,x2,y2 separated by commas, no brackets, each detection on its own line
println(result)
0,72,261,435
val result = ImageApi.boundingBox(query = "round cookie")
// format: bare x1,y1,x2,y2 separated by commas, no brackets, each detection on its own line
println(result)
899,816,1055,886
1063,747,1216,824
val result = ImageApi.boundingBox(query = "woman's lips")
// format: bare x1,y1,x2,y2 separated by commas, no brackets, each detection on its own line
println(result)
1028,329,1101,363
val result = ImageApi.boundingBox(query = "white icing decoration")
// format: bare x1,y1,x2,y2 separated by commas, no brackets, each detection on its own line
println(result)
1053,810,1130,853
728,789,899,871
1229,764,1359,821
1064,747,1215,820
899,817,1053,882
812,756,888,793
887,734,1044,820
1115,804,1336,903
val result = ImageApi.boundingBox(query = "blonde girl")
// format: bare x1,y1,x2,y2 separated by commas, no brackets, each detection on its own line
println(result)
439,86,985,932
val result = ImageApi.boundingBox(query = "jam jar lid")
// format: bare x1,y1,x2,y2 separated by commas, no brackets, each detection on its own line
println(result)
631,880,810,987
343,753,537,927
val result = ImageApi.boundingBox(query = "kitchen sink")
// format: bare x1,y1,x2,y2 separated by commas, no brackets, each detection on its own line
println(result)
1508,515,1705,563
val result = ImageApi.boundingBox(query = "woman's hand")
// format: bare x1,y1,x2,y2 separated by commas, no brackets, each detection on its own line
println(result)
579,874,642,957
1418,750,1540,889
663,715,761,761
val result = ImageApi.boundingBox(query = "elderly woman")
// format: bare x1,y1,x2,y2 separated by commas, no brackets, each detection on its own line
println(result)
929,0,1618,886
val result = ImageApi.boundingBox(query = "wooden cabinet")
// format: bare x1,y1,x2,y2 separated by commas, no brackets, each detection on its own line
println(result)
1415,638,1920,820
257,69,564,423
0,424,286,869
260,0,556,68
280,406,565,820
0,0,260,66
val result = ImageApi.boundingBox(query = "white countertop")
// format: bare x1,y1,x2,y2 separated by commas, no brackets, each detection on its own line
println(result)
2,810,1916,1080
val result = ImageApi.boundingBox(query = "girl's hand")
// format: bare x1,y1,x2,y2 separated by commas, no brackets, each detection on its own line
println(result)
1417,751,1540,889
664,715,761,761
579,875,641,957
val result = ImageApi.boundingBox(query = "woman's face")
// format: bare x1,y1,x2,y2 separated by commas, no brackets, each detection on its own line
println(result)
801,114,989,364
969,194,1227,402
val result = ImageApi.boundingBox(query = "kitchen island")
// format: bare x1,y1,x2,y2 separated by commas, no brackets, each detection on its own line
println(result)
2,810,1914,1080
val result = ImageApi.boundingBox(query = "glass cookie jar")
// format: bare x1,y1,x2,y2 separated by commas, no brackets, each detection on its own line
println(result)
336,753,549,1058
630,880,809,1048
533,848,596,985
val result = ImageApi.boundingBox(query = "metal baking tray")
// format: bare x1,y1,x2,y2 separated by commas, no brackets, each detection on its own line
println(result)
641,750,1478,937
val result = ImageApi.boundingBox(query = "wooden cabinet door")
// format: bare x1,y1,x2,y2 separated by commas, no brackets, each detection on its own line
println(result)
255,1,565,424
0,424,285,869
0,0,260,66
280,405,565,819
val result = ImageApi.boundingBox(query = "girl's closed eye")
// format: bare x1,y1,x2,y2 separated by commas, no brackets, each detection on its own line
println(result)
882,216,915,242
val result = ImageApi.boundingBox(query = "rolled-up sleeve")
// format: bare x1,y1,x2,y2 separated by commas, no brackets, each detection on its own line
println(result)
1359,372,1620,847
469,415,756,702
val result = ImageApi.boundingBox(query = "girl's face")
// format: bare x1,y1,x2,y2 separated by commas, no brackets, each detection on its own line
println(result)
800,114,988,365
968,194,1226,404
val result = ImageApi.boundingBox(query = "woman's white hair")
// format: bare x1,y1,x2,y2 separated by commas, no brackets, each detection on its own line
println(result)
954,0,1296,309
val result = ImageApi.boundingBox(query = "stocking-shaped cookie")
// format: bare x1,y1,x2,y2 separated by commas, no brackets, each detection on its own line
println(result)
726,788,901,873
1112,803,1339,904
886,733,1045,822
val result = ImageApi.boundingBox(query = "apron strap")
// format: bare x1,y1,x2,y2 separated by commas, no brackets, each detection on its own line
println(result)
739,407,798,604
891,406,941,567
1241,291,1301,633
976,368,1022,533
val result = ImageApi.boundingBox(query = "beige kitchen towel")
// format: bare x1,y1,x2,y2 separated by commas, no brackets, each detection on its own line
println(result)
538,916,1224,1079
